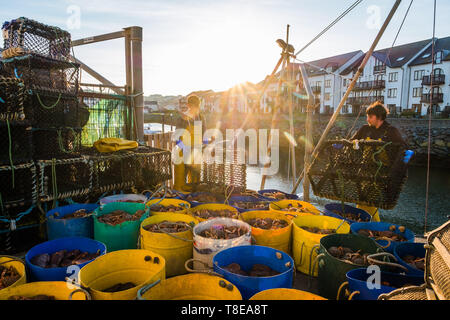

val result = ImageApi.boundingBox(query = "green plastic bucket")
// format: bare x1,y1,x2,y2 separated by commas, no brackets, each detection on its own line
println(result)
93,202,149,252
316,233,383,300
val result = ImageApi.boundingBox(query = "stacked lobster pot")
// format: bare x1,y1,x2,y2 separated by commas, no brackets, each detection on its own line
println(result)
0,17,90,252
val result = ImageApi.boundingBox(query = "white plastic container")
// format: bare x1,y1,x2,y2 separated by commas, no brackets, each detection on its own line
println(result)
99,194,148,207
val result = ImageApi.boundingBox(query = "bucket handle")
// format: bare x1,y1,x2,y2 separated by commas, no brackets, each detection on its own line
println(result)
374,236,392,249
336,281,359,300
136,279,162,300
153,221,194,242
308,245,320,277
309,252,325,289
184,258,223,278
0,255,26,268
366,252,408,273
285,213,298,219
297,242,306,266
68,288,92,300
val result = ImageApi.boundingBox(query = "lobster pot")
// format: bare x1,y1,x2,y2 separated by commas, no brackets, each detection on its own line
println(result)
132,146,172,190
37,157,93,202
83,149,136,193
378,284,429,300
28,91,81,128
0,162,37,208
192,218,252,269
0,123,33,165
425,220,450,300
33,127,82,159
0,76,26,122
308,139,407,210
2,17,72,61
0,281,89,300
1,54,79,95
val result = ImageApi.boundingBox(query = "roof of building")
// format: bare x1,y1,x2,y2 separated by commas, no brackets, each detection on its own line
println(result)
303,50,363,76
409,36,450,66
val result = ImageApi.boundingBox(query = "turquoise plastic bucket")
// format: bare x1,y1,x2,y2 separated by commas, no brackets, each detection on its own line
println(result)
93,202,149,252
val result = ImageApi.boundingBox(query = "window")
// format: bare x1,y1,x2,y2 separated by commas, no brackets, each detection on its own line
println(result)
342,79,347,86
414,70,425,80
413,88,422,97
324,93,331,100
388,72,398,82
388,88,397,98
434,51,443,64
325,80,331,88
315,81,322,87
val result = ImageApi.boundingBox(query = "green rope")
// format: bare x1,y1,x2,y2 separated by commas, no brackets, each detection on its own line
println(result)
372,141,393,182
0,193,4,215
57,128,79,153
6,119,15,188
51,158,58,209
36,92,62,109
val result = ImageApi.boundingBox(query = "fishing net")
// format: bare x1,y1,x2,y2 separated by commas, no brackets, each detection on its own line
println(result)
0,162,37,208
1,54,79,95
0,75,27,122
307,139,407,210
32,127,82,160
37,156,93,202
0,122,33,165
132,146,172,190
2,17,71,61
425,220,450,300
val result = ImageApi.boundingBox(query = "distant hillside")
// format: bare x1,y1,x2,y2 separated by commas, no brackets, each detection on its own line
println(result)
145,94,182,108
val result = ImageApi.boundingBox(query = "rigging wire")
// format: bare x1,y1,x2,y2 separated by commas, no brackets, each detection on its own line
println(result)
424,0,436,234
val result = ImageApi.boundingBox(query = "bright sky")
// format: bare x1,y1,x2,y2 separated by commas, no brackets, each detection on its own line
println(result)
3,0,449,96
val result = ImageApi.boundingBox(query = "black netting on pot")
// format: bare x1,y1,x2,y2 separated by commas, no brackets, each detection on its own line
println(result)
32,127,82,160
0,75,27,122
0,122,33,165
131,146,172,190
0,162,38,208
307,139,408,210
37,156,93,202
2,17,72,61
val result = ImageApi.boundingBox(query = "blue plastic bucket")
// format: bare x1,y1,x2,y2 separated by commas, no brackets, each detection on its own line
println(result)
350,222,415,253
213,245,294,300
228,196,271,213
25,237,106,281
344,268,424,300
323,203,371,224
258,189,299,201
394,242,426,275
181,192,225,207
46,204,99,240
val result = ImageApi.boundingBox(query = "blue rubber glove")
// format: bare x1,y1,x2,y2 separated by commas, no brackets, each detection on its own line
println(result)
403,150,414,164
202,139,209,145
176,139,190,155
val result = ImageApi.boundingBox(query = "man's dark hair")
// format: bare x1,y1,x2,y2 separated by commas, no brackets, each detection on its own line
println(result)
366,101,389,120
187,95,201,108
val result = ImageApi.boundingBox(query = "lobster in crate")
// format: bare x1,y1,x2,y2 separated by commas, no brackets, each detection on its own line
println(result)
0,75,27,122
32,127,82,160
36,156,93,202
307,139,407,210
1,54,79,95
2,17,72,61
0,162,38,209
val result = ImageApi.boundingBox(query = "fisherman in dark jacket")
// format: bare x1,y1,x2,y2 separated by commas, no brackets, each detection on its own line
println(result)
351,101,412,221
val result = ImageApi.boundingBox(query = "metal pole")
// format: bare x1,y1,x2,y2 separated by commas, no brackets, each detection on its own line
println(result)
129,26,144,142
286,24,297,190
300,64,315,200
291,0,402,194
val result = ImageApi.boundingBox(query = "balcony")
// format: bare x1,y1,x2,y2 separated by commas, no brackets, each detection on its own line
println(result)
422,74,445,86
311,85,321,94
373,65,386,74
353,80,385,91
421,93,443,104
347,95,384,105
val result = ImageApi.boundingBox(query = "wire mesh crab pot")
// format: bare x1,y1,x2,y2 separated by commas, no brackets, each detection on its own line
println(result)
32,127,82,160
82,148,136,193
132,146,172,190
2,17,72,61
0,162,38,209
37,156,93,202
1,54,79,95
0,75,27,122
0,122,33,165
307,140,407,210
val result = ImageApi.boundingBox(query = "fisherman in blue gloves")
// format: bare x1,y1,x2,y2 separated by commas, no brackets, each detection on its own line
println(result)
350,101,414,221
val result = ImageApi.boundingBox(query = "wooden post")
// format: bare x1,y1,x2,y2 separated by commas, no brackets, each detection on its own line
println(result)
286,24,297,190
291,0,402,194
129,26,144,142
124,28,133,140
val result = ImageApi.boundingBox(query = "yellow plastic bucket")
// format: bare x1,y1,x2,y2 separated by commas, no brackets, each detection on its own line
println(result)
140,213,198,277
239,211,292,254
292,215,350,276
189,203,239,222
0,282,89,300
0,256,26,291
79,249,166,300
250,288,326,300
137,273,242,300
146,199,191,215
270,200,321,219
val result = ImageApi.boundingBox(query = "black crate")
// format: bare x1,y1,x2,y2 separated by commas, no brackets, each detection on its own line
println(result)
37,156,93,202
132,146,172,189
307,139,408,210
81,147,136,193
0,75,27,122
0,162,38,208
1,54,79,95
2,17,72,61
33,127,82,160
0,122,33,165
